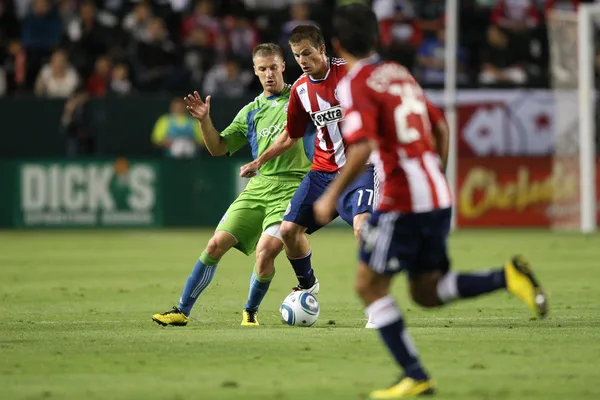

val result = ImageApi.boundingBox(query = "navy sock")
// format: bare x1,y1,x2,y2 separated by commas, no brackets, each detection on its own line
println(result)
178,252,218,316
288,251,315,289
243,268,274,312
367,296,429,381
437,269,506,303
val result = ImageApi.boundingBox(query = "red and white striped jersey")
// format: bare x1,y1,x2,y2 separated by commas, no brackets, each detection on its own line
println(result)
338,57,452,213
287,57,348,173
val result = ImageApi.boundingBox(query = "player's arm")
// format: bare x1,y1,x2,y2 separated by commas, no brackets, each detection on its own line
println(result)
239,128,298,177
426,99,449,171
259,129,298,164
184,91,228,156
239,88,308,177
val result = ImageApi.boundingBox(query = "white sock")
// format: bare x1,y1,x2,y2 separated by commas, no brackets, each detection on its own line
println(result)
436,271,459,304
365,295,402,328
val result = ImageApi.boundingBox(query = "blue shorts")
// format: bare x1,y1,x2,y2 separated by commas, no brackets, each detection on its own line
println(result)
283,165,375,234
359,208,452,277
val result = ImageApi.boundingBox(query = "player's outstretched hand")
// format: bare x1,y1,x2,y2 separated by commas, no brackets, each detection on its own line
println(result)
184,91,211,121
240,160,260,178
314,194,337,226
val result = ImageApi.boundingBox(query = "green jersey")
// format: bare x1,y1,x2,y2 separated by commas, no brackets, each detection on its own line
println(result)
220,85,312,178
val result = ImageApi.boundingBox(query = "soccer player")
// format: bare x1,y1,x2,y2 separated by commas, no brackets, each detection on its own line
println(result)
239,25,377,326
313,5,548,398
152,43,312,327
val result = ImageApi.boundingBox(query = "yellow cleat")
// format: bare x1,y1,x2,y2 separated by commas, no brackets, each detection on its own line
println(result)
152,307,189,326
505,255,548,318
369,377,436,399
241,309,259,326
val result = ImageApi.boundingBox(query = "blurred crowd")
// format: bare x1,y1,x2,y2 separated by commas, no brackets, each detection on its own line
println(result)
0,0,593,99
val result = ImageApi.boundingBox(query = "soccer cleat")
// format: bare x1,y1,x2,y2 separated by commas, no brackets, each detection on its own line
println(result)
369,376,436,399
152,307,189,326
292,277,320,295
241,309,260,326
505,255,548,318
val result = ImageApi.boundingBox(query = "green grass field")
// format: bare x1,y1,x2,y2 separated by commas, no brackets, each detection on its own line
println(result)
1,229,599,400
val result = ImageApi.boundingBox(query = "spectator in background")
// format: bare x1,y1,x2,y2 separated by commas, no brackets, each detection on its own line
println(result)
66,0,112,76
225,14,259,61
21,0,63,74
151,97,204,158
35,49,79,98
122,1,153,43
416,0,445,37
416,26,468,85
183,27,217,88
280,3,316,78
86,55,112,96
181,0,222,51
131,16,179,91
374,0,422,70
490,0,539,70
280,3,316,45
202,57,252,98
3,39,28,95
479,24,527,85
61,88,97,156
0,0,20,44
109,62,133,95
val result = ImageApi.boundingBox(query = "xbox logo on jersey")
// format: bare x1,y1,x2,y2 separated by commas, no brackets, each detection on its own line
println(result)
310,105,343,127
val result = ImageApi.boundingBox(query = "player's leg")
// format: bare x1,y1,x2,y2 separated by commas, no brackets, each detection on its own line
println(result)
152,188,264,326
241,225,284,326
281,171,333,292
337,165,376,327
406,208,548,318
357,212,435,399
337,165,376,241
151,230,237,326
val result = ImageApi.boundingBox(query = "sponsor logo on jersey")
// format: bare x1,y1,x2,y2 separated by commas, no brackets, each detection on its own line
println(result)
310,105,344,127
257,121,285,140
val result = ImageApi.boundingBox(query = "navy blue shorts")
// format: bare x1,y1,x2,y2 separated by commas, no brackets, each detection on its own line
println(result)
359,208,452,277
283,165,376,234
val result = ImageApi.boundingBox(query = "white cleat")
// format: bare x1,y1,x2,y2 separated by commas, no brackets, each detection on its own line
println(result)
293,278,319,295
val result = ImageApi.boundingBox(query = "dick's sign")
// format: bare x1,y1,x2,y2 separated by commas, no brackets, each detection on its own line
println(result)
16,160,161,227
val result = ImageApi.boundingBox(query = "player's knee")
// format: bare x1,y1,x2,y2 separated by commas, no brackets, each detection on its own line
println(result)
255,244,281,277
409,275,442,308
280,222,299,243
205,233,232,259
352,213,368,241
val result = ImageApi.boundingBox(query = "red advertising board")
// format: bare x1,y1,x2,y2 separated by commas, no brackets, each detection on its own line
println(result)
456,157,600,227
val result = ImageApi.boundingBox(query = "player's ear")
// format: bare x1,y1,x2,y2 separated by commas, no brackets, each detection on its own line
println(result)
319,44,326,55
253,64,258,77
282,61,286,72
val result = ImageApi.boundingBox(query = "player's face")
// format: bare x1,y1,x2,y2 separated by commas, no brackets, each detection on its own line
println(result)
290,40,326,78
253,54,285,95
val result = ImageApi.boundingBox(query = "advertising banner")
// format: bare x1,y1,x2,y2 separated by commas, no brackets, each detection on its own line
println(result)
15,159,161,227
457,157,600,227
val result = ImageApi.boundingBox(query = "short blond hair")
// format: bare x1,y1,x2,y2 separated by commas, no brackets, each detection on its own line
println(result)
252,43,284,60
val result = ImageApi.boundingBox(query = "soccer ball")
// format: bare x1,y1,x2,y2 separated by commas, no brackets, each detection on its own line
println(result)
280,291,320,327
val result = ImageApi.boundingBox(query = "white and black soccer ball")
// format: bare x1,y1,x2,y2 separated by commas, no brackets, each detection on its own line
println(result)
280,291,320,327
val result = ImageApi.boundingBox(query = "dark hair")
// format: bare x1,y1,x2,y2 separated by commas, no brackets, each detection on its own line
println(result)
333,4,379,58
252,43,284,59
289,24,325,49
